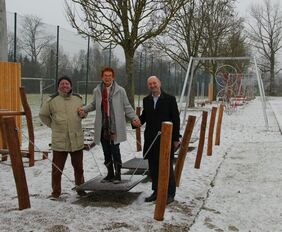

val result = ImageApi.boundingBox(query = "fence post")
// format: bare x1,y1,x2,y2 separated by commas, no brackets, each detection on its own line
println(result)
154,122,173,221
135,106,142,152
194,111,208,169
207,107,217,156
215,104,224,146
174,115,196,187
2,116,31,210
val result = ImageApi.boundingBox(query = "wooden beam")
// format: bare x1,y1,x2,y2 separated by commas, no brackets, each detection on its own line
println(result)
2,116,31,210
154,122,173,221
215,104,224,146
135,106,142,152
174,115,196,187
207,107,217,156
194,111,208,169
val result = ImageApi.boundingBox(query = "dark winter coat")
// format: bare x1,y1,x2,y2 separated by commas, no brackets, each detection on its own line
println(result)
140,90,180,160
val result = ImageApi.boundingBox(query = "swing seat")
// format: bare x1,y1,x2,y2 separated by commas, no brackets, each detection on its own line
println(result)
121,157,148,170
76,175,147,192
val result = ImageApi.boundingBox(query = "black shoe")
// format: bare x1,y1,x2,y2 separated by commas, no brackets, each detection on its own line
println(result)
145,191,157,202
167,196,174,205
112,174,121,184
77,190,87,197
101,174,115,183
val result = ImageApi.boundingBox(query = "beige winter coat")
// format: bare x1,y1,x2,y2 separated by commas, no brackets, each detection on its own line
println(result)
39,91,84,152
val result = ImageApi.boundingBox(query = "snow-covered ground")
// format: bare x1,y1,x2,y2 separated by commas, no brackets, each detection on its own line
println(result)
0,97,281,232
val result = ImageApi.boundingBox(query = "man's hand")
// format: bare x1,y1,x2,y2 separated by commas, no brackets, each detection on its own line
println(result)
173,140,181,152
77,107,86,118
132,118,141,127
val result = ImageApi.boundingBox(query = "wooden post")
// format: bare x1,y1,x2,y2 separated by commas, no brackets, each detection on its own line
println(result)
207,107,217,156
0,116,7,161
208,83,214,102
2,117,31,210
135,106,142,152
174,115,196,187
154,122,173,221
19,87,35,166
194,111,208,169
215,104,224,146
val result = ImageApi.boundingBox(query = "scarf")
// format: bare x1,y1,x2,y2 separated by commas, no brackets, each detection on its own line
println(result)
101,82,116,141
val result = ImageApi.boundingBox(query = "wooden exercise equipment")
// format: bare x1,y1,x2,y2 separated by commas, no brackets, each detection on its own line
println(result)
215,104,224,145
2,116,30,210
154,122,173,221
135,106,142,152
0,62,21,149
0,87,50,166
207,106,218,156
174,115,196,187
194,111,208,169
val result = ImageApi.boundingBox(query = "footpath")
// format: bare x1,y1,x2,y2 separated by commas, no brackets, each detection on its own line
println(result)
189,98,282,232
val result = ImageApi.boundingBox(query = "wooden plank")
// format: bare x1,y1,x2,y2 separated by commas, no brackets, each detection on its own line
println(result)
0,62,21,148
122,157,148,170
76,175,147,192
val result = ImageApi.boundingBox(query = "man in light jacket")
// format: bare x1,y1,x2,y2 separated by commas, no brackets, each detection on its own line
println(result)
78,67,141,184
39,76,86,199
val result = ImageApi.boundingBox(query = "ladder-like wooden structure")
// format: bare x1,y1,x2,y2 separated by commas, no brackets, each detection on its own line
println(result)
0,87,49,167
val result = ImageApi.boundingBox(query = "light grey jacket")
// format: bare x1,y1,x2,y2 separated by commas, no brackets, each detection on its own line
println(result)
83,81,138,145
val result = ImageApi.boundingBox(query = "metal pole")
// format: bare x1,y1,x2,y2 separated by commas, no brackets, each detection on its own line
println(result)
55,26,59,91
179,57,193,109
14,13,17,62
174,63,177,97
150,54,153,75
138,52,142,107
108,43,112,66
85,36,90,105
253,56,269,130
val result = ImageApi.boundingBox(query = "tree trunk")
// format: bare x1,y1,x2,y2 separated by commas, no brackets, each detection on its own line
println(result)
270,53,275,96
0,0,8,61
124,50,135,108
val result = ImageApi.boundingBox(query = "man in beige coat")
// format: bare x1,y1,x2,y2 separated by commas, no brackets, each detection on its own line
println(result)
39,76,86,199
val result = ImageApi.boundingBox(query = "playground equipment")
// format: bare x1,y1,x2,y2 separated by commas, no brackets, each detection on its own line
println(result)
2,116,30,210
0,87,51,166
179,56,269,130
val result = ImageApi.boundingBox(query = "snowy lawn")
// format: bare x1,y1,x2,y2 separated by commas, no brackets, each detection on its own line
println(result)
0,97,281,231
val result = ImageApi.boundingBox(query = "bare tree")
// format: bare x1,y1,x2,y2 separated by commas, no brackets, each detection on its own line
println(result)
19,15,54,64
0,0,8,61
151,0,247,73
247,0,282,95
151,0,247,103
65,0,188,106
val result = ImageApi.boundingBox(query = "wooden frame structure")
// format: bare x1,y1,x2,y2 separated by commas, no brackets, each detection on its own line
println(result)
0,87,49,167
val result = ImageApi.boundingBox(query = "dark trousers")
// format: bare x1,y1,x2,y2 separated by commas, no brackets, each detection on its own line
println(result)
52,150,84,197
100,136,121,165
148,155,176,197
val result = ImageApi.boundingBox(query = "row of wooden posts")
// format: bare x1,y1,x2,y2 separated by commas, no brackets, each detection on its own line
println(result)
1,103,224,221
135,104,224,221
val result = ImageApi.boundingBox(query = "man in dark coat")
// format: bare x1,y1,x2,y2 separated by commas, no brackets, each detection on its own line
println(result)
140,76,180,204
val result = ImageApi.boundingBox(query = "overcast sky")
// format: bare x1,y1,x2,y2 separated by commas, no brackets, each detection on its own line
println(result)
5,0,260,32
